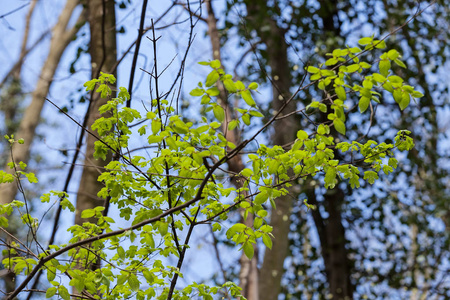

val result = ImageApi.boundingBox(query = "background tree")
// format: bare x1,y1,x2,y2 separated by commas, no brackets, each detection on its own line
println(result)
215,0,449,298
75,0,117,228
0,1,85,293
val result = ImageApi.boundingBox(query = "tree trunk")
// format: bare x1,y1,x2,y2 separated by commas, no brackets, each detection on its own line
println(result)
0,1,83,294
257,20,297,300
244,1,354,299
75,0,117,225
242,2,299,299
316,1,354,298
0,0,83,205
205,2,259,298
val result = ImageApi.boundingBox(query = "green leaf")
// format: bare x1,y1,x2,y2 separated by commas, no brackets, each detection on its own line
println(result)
268,160,280,174
374,40,386,49
46,287,57,298
166,136,177,149
318,81,326,90
388,75,403,84
59,286,70,300
412,91,424,98
213,105,225,122
362,80,373,89
349,47,362,53
319,103,327,113
241,168,253,178
147,135,163,144
223,79,237,93
189,88,205,97
226,223,247,239
317,124,329,135
387,49,399,60
394,58,406,68
306,66,319,74
262,234,273,250
383,165,394,175
74,278,85,293
159,222,169,236
84,80,97,91
210,59,221,68
325,58,338,66
248,82,258,90
393,89,402,104
248,110,264,117
205,70,220,87
373,73,386,83
360,62,371,69
146,111,156,119
359,97,370,113
254,192,268,205
138,125,147,135
235,81,245,90
254,217,263,229
228,120,238,131
363,170,379,184
117,246,125,260
346,64,360,73
296,130,308,140
243,242,254,259
388,157,398,168
382,82,394,93
399,93,410,110
25,173,38,183
206,87,220,96
143,270,154,284
81,209,95,219
335,86,346,100
379,60,390,77
324,168,337,189
242,114,250,125
358,37,373,45
128,273,140,292
241,90,256,107
333,118,346,135
360,88,371,98
358,37,373,46
151,119,161,135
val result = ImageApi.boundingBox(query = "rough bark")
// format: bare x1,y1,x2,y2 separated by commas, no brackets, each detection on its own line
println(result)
74,0,117,226
0,1,84,205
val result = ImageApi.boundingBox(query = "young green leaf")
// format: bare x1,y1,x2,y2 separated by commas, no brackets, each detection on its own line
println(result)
358,37,373,45
241,90,256,107
333,118,346,135
128,273,140,292
205,70,220,87
379,60,391,77
262,234,273,250
306,66,320,74
359,97,370,113
243,241,254,259
213,105,225,122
